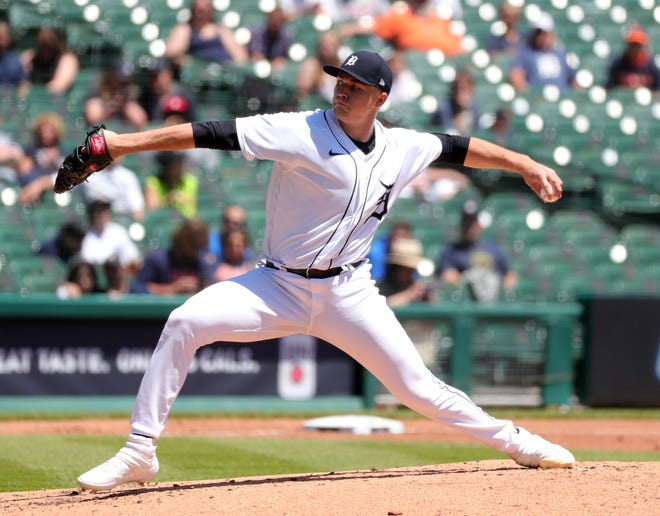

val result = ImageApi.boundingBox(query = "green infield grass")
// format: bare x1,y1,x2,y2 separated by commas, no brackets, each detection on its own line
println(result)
1,433,658,492
1,407,659,492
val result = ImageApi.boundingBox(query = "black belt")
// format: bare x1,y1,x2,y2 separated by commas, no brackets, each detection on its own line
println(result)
265,260,362,279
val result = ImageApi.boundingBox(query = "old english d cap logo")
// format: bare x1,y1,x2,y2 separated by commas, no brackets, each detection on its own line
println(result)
323,50,393,94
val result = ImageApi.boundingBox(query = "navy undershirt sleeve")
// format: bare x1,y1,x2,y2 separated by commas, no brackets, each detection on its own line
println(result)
192,120,240,150
433,133,470,165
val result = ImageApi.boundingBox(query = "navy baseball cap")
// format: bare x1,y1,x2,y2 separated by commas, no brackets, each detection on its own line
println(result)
323,51,393,94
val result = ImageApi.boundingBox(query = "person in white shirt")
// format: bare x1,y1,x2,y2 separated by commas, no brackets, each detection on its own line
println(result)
384,50,422,106
78,161,145,221
80,200,141,293
19,159,145,223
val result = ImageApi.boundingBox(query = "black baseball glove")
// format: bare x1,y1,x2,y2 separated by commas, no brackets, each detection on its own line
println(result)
54,124,113,193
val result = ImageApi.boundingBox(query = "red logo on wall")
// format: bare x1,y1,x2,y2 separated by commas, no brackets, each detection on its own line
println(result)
291,364,304,383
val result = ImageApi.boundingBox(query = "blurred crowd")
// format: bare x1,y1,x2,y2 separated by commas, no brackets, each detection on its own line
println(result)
0,0,657,302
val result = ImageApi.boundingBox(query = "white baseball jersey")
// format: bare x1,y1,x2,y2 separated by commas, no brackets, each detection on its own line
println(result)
237,109,443,269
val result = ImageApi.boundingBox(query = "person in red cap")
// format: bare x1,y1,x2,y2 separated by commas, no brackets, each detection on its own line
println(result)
605,23,659,90
138,59,197,124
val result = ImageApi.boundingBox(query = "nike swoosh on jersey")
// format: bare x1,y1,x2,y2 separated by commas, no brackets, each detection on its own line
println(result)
328,150,344,156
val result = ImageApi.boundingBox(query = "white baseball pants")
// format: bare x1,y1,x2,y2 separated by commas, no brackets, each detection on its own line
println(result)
130,263,524,455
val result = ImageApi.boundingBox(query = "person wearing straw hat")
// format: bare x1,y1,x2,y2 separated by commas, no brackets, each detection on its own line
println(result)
379,237,433,307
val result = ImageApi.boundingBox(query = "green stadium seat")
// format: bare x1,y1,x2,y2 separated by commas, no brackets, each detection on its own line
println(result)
572,243,616,273
142,208,186,250
620,223,660,246
434,281,471,304
547,208,611,233
483,191,543,215
9,2,53,32
20,270,61,294
599,180,660,215
288,18,320,55
555,275,593,302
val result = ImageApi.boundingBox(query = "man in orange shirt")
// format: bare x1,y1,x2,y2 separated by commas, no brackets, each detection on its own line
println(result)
340,0,464,56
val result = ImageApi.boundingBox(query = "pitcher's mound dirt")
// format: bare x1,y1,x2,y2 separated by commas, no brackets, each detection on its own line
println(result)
1,461,658,515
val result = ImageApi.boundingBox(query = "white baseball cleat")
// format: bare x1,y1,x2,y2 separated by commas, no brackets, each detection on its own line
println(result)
509,427,575,469
78,434,159,491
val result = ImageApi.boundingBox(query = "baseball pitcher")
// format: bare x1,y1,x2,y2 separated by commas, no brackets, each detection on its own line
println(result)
63,51,571,491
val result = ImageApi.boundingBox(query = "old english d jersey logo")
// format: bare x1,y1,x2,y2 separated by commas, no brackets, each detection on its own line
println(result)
369,180,394,221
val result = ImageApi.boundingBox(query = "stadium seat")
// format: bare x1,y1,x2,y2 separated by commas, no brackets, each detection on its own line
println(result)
620,223,660,246
555,275,593,302
599,180,660,215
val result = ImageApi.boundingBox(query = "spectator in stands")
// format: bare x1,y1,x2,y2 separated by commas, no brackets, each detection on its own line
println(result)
18,153,145,222
486,1,522,56
79,160,146,222
0,20,29,97
15,112,67,187
368,220,414,283
236,7,295,114
277,0,389,22
84,57,148,130
0,115,25,183
130,217,215,295
430,68,480,134
436,199,518,302
18,172,50,204
401,164,470,202
157,94,221,174
309,0,391,24
161,94,194,126
247,6,292,71
138,58,197,124
208,204,255,264
295,30,342,107
431,0,463,19
165,0,248,67
605,24,659,91
338,0,464,57
274,0,308,20
145,151,199,219
378,237,433,307
21,27,79,95
214,227,254,282
35,220,86,265
385,50,422,106
80,200,142,294
488,107,515,146
56,259,104,299
161,94,194,127
508,12,577,92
